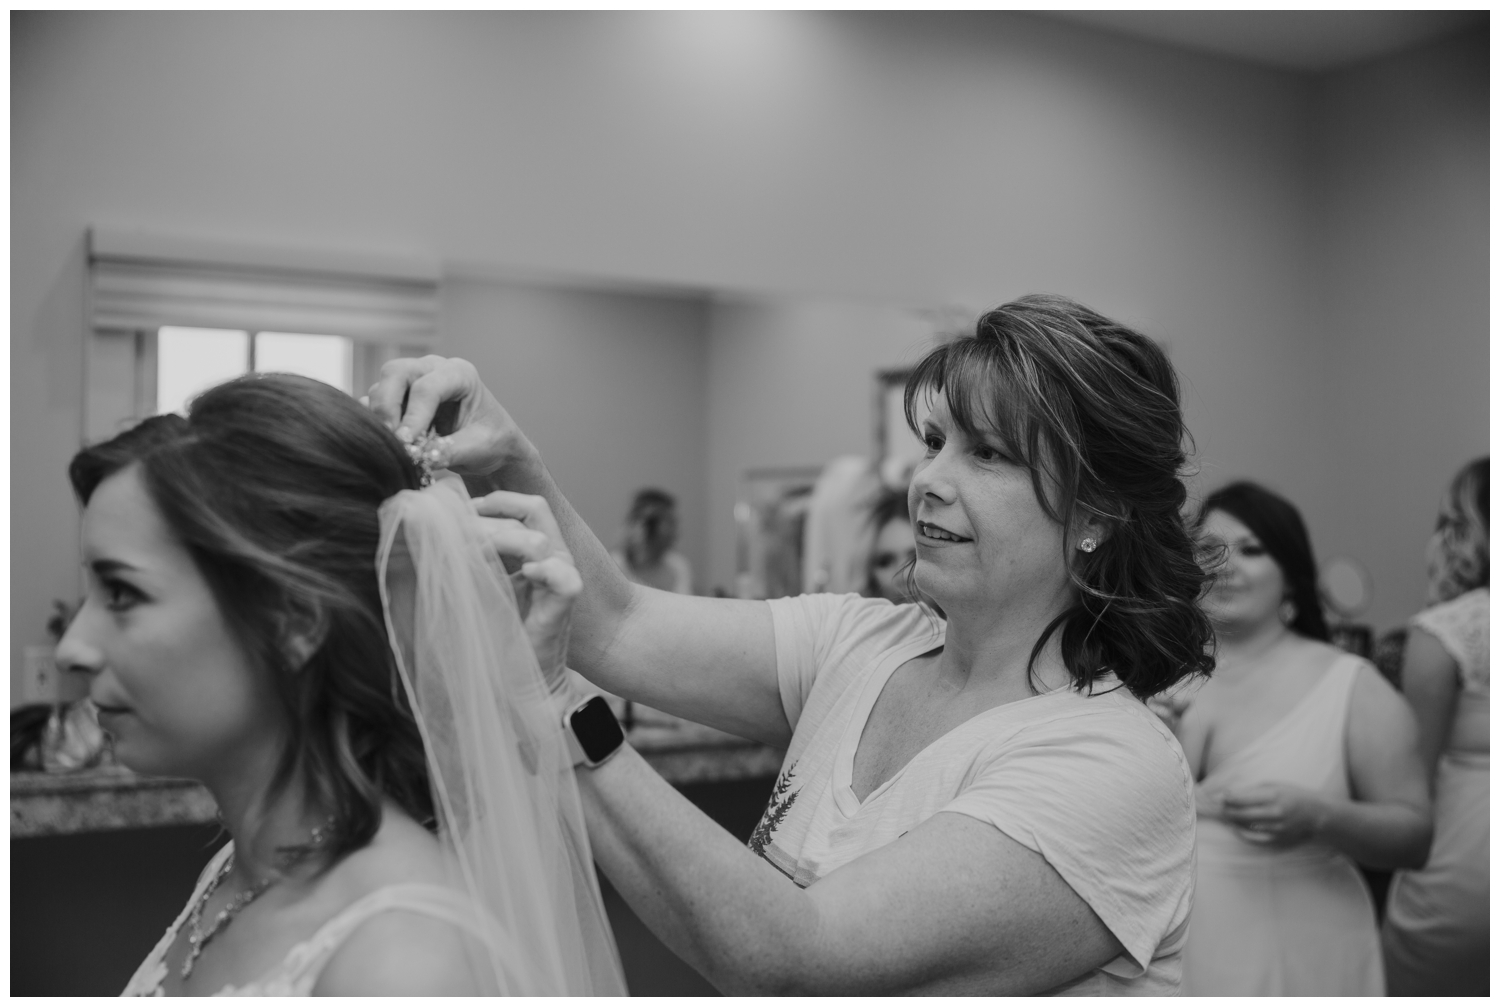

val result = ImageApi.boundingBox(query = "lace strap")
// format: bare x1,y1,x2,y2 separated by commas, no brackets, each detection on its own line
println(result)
1411,589,1489,692
120,842,235,996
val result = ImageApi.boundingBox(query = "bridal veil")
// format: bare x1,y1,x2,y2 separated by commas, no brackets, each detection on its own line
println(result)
376,477,627,995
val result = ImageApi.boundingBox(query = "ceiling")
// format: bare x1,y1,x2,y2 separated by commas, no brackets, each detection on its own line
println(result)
1041,10,1486,73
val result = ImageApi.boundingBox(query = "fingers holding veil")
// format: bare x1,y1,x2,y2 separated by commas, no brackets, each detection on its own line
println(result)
474,490,581,690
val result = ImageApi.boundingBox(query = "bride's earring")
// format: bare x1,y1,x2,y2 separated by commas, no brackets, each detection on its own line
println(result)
1279,598,1297,625
1079,537,1099,553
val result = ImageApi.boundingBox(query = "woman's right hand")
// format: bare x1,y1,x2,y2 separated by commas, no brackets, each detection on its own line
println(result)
1218,782,1327,847
472,489,581,695
367,356,534,477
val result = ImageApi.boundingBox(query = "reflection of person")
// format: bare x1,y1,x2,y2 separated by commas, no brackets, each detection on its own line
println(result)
57,375,623,996
1174,482,1432,996
1382,458,1489,995
371,294,1214,994
863,488,915,603
612,488,693,594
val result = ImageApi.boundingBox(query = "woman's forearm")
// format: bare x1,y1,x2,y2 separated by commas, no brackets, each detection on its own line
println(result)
1314,796,1432,870
487,459,789,745
576,746,821,994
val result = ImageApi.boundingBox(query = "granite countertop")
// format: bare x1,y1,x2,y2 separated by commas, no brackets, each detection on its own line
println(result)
11,722,784,838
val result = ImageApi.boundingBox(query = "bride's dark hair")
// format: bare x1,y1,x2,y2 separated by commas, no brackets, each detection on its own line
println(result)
68,373,433,860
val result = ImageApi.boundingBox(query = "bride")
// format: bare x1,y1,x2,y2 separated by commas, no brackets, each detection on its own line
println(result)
56,373,625,996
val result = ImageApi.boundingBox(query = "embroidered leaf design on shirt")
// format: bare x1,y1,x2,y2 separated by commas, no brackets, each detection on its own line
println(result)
748,762,798,856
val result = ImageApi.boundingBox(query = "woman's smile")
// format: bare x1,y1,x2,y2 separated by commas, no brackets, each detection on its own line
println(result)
916,520,972,544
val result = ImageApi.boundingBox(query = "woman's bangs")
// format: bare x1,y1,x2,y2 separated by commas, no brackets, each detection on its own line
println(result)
906,343,1033,467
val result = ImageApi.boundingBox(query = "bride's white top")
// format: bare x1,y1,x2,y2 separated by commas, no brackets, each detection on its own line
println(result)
121,843,495,997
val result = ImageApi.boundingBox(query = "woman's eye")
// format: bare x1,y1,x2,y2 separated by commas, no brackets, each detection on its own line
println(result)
102,580,142,612
974,445,1005,462
923,433,943,453
1239,544,1266,557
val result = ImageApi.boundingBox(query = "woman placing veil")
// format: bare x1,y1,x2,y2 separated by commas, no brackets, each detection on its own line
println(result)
56,373,625,996
375,296,1214,995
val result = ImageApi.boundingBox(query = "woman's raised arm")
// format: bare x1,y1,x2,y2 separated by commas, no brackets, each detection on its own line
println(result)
367,356,789,746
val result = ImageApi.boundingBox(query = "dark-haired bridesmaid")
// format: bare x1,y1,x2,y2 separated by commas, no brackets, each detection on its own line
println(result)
1175,481,1432,995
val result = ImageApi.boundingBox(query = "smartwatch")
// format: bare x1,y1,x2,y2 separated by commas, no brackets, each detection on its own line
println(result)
563,695,626,768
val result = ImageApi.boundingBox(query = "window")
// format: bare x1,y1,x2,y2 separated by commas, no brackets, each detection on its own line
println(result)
84,227,440,443
156,327,355,416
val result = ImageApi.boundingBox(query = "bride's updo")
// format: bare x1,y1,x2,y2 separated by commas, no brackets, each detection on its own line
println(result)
69,373,433,859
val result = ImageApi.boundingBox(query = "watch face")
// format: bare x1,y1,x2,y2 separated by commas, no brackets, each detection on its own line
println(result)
571,695,625,764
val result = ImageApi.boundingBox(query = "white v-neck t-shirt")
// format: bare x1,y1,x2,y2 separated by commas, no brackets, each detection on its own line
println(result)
750,593,1196,996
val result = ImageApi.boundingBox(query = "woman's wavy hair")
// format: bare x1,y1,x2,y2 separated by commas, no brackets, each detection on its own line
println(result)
1196,481,1330,642
1428,457,1488,604
903,294,1215,699
68,374,432,862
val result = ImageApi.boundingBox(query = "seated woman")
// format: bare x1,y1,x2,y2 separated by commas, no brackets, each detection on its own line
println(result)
56,374,625,996
1382,457,1489,995
1175,481,1432,995
373,294,1215,994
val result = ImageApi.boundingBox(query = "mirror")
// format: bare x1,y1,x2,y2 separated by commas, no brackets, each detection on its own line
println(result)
1320,556,1373,620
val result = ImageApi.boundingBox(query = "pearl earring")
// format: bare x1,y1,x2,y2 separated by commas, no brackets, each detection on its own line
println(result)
1079,537,1098,553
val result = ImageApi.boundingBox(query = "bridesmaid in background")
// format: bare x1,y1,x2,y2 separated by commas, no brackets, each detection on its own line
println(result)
1174,481,1431,995
1382,458,1489,995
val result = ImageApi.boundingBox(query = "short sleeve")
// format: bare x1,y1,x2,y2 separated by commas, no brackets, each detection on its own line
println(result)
941,704,1195,977
765,593,862,730
1410,590,1489,694
764,593,942,732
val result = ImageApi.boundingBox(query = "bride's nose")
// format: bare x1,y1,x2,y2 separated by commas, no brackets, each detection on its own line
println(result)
54,604,104,679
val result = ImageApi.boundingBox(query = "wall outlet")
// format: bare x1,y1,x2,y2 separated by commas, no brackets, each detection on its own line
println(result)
15,645,59,707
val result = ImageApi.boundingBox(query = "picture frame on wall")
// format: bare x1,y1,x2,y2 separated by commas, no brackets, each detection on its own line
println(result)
874,368,924,488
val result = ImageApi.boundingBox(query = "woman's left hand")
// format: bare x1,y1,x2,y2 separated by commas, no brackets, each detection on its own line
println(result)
1219,783,1327,846
472,490,581,692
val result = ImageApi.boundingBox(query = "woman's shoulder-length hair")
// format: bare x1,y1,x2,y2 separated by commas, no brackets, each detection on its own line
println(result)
68,373,432,862
902,293,1215,699
1429,457,1489,604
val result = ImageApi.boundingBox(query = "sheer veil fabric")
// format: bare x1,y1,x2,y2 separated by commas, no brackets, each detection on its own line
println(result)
376,477,628,995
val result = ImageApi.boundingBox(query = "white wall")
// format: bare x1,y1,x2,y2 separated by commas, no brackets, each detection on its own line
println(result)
1310,29,1489,630
11,12,1486,687
440,279,710,574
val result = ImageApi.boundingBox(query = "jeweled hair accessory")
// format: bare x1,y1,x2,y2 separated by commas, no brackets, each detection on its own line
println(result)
402,431,447,488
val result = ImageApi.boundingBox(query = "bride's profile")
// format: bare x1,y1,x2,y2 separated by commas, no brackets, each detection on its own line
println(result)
56,373,626,996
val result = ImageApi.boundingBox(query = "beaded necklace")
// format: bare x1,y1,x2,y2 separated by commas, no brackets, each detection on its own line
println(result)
179,819,335,981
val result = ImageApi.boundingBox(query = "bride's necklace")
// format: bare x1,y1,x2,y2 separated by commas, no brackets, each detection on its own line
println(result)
180,855,273,980
179,818,335,981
